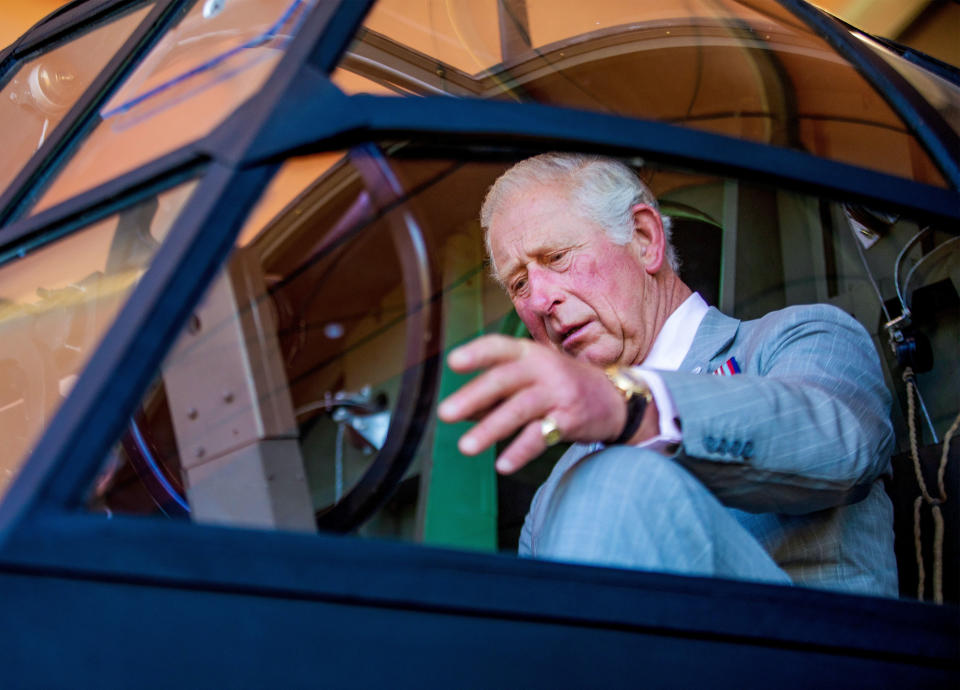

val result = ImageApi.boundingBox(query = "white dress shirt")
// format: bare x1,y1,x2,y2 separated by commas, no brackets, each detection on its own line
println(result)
628,292,709,451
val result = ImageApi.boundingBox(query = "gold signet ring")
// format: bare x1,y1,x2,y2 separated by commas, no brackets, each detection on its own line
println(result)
540,415,563,447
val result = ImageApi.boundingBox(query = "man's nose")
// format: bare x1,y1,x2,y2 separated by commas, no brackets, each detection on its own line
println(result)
527,266,564,314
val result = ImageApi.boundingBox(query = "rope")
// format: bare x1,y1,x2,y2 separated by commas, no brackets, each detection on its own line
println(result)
903,367,960,604
912,495,925,601
938,413,960,504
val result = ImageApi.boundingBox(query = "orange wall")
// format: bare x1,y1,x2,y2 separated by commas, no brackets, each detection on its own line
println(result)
1,1,65,50
3,1,955,66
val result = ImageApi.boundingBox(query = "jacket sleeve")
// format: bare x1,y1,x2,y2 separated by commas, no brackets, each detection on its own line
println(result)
656,305,895,515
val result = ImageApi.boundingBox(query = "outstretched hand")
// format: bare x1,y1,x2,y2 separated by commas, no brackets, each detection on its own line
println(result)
437,334,630,474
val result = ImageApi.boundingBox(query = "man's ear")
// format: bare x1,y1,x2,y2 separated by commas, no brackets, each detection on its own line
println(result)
630,203,665,274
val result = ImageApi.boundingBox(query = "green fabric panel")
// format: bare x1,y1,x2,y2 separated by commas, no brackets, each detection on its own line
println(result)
422,235,497,551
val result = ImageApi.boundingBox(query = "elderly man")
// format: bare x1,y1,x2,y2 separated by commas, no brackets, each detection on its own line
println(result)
438,153,897,596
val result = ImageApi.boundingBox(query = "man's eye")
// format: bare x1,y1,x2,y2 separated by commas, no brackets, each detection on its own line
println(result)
548,250,568,265
511,277,528,296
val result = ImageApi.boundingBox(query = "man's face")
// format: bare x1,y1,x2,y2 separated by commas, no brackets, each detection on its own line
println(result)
488,182,659,367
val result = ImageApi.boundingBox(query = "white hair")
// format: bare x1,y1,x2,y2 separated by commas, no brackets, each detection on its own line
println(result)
480,153,678,277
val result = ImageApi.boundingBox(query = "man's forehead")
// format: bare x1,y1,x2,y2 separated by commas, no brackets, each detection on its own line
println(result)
489,187,592,278
490,183,580,242
502,179,572,215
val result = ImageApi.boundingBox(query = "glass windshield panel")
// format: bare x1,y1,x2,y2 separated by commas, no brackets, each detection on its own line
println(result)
0,3,152,195
335,0,947,187
0,180,198,500
86,146,958,605
853,31,960,137
30,0,315,215
354,0,501,74
90,150,507,532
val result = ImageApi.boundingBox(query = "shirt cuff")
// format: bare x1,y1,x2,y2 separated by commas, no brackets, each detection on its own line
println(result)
628,368,682,453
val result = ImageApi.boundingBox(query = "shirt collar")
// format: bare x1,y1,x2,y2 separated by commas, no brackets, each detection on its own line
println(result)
642,292,709,371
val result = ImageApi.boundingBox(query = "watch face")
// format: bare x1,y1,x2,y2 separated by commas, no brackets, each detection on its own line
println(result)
605,367,635,400
607,367,652,402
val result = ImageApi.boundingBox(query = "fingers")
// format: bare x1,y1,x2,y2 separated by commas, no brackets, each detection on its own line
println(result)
438,334,590,474
456,387,549,456
438,358,534,424
446,334,529,373
494,420,550,474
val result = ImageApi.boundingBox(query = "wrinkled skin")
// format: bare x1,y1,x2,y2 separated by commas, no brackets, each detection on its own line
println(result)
439,181,691,473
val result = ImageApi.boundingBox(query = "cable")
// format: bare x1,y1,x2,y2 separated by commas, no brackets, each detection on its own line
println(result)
847,215,940,442
894,226,930,318
903,235,960,309
850,219,893,323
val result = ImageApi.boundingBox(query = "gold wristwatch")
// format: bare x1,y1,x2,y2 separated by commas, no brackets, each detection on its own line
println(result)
605,366,653,444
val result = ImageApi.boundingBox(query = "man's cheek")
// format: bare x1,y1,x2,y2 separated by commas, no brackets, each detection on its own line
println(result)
517,310,549,344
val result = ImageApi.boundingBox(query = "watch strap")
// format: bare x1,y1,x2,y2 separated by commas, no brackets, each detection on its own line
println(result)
612,390,649,444
605,367,653,444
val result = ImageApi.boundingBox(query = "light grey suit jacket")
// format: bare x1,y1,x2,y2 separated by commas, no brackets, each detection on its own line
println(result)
522,304,898,596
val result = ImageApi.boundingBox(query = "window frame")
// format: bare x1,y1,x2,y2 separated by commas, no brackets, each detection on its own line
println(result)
0,0,956,678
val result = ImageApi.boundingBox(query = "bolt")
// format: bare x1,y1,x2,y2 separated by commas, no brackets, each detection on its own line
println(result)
187,407,198,420
196,447,206,458
223,391,234,403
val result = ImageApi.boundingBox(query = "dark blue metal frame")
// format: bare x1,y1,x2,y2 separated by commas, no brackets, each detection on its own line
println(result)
4,86,957,264
255,91,960,222
0,0,131,67
1,511,955,668
0,0,956,681
0,0,122,67
0,144,202,264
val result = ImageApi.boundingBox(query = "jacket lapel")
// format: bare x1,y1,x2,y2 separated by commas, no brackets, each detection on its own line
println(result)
679,307,741,374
